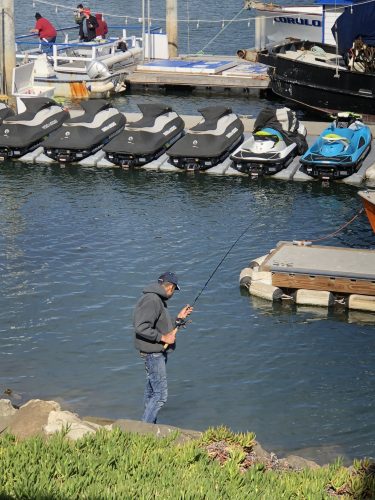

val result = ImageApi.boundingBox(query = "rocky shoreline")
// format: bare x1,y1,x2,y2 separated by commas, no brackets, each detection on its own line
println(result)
0,398,320,471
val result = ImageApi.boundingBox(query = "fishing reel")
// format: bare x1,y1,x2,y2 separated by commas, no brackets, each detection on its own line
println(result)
175,317,190,328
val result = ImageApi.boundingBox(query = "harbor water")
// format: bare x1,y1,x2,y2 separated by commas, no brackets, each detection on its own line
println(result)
1,165,374,464
1,0,374,465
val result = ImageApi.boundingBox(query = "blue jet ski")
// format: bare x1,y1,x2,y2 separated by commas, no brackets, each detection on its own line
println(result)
300,113,372,180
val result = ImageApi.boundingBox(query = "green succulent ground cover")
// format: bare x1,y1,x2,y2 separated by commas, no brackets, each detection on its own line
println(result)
0,426,374,499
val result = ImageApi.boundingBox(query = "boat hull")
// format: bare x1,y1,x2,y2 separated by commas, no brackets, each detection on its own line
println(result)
359,191,375,233
267,41,375,122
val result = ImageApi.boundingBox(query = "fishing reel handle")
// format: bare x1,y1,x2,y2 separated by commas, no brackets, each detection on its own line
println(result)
163,318,189,350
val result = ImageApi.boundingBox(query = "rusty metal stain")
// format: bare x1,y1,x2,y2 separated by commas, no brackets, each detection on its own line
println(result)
69,82,90,99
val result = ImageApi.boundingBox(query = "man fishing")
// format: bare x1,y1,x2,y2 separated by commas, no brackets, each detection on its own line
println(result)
133,272,193,424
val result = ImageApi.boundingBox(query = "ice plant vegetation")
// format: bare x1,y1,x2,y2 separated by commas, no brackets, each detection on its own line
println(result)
0,427,374,498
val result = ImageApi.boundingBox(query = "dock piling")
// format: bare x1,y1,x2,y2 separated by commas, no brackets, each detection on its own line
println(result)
0,0,15,98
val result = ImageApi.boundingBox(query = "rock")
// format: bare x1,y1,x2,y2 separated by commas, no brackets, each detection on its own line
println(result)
44,410,103,440
252,441,272,462
283,454,320,469
82,416,116,427
6,399,60,440
0,399,18,417
113,419,202,444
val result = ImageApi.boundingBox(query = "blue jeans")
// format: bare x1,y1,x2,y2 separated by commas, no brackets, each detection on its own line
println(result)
141,352,168,423
41,36,56,54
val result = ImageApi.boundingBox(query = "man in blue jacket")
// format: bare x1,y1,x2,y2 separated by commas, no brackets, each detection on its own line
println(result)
133,272,193,423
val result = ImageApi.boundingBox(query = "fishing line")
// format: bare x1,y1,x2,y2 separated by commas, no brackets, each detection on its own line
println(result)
164,220,254,348
191,220,254,307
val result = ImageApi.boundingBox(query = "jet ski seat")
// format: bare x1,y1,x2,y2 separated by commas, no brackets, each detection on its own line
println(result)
254,130,282,143
4,97,58,124
66,100,111,124
127,104,173,129
322,133,352,150
191,106,233,134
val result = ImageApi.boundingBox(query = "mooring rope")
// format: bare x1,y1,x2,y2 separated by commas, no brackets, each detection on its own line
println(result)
194,7,246,55
297,207,365,244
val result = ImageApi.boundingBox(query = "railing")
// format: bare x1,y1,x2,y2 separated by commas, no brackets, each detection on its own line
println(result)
15,24,161,72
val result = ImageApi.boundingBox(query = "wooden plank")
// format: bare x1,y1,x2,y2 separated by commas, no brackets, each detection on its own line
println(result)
271,272,375,296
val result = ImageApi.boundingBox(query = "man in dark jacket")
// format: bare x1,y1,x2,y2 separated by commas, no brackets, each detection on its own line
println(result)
133,272,193,423
81,8,99,42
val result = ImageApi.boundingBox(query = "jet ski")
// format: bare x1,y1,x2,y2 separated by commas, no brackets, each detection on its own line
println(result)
300,113,372,180
0,97,68,161
167,106,244,170
0,103,14,124
103,103,184,167
43,100,126,163
231,107,308,176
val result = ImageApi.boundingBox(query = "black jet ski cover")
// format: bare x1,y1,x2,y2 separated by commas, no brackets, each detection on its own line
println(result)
0,97,68,147
0,103,14,123
43,99,126,150
167,106,244,159
253,107,308,154
104,103,184,156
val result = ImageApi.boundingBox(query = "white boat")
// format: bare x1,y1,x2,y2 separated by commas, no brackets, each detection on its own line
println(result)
241,1,348,52
13,24,168,99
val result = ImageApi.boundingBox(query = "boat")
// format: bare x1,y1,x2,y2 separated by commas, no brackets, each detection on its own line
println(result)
0,97,68,161
167,106,244,171
254,0,375,121
103,103,184,167
238,0,343,60
300,113,372,180
13,24,166,99
0,103,14,123
358,190,375,233
230,107,307,176
43,100,126,163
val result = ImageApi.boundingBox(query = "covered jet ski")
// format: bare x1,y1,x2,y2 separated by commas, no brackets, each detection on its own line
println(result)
231,107,308,176
300,113,372,180
167,106,244,170
43,100,126,163
0,97,68,161
0,103,14,124
103,103,184,167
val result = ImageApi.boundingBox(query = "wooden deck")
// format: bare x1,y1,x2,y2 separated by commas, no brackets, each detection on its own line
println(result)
125,58,270,91
260,242,375,296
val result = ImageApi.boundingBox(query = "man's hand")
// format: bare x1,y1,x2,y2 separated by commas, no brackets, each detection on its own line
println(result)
177,305,193,319
161,328,177,345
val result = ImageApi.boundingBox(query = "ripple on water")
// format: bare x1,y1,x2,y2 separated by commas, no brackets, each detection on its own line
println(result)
0,165,374,463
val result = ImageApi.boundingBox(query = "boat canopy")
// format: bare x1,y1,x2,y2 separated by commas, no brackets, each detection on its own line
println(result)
331,0,375,55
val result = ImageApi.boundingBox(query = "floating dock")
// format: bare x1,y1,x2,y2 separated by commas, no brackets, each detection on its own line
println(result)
14,115,375,186
125,58,270,92
240,242,375,312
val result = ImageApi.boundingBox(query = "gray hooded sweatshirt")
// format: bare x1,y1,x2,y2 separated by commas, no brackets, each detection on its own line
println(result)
133,283,175,353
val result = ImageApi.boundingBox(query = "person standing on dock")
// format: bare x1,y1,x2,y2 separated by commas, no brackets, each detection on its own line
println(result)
133,272,193,424
30,13,57,53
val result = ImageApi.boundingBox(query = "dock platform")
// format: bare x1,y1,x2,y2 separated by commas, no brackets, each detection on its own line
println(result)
240,242,375,312
125,58,270,91
261,243,375,296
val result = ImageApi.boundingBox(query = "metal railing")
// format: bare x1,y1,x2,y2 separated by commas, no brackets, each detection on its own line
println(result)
15,24,161,72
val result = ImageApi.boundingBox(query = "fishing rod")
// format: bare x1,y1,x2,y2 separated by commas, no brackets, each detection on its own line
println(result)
164,220,255,348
